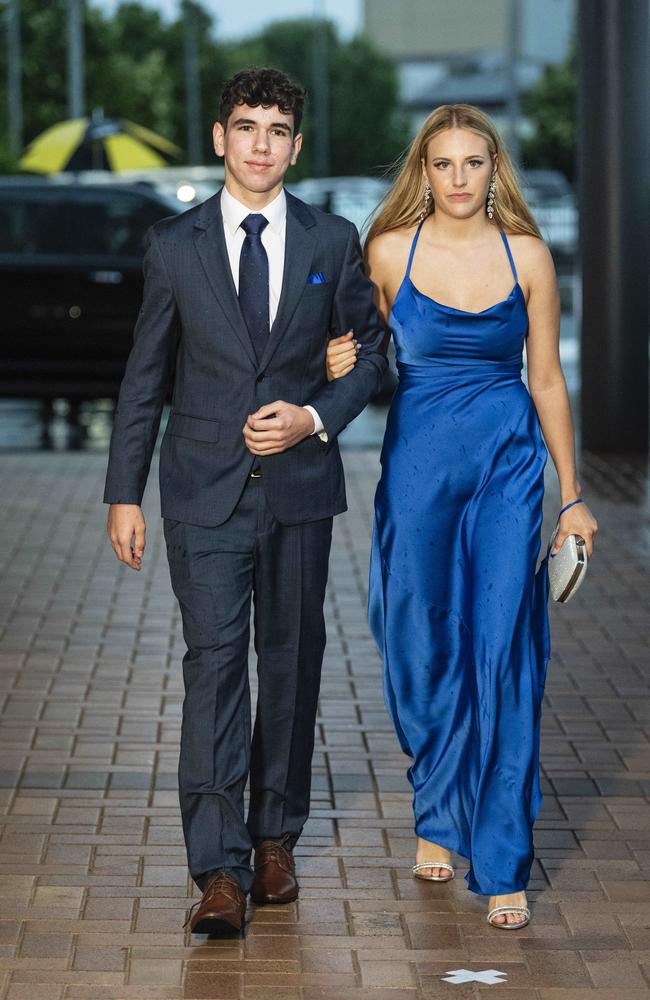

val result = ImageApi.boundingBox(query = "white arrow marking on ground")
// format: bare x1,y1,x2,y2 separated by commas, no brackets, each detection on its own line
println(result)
442,968,508,984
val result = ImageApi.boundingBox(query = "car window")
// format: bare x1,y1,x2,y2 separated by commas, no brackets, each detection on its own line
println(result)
0,188,178,257
0,193,65,253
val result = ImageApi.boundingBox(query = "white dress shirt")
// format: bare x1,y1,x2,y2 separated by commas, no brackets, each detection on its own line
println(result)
220,186,325,438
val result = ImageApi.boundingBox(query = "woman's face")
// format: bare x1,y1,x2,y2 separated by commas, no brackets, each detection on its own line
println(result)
422,127,495,220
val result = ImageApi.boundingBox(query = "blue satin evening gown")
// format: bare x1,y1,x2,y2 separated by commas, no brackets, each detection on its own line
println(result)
368,222,551,896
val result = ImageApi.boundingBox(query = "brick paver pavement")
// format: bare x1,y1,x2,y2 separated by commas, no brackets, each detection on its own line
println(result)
0,448,649,999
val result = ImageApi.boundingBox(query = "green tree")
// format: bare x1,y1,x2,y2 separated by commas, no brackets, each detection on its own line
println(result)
1,0,68,144
0,2,408,177
216,19,410,180
0,0,204,165
521,39,577,182
84,3,179,137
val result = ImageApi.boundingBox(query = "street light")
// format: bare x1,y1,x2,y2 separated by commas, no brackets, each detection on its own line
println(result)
506,0,521,167
183,0,203,166
312,1,330,178
67,0,85,119
6,0,23,159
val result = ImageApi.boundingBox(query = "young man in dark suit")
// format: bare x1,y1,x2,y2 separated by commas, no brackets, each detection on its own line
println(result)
104,67,387,933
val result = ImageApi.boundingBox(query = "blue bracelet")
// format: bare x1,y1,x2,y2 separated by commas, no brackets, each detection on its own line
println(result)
558,498,584,518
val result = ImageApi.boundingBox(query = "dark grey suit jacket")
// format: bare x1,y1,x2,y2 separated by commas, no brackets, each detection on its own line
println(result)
103,188,387,527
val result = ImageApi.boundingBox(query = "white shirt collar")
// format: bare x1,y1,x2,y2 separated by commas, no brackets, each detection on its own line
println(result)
220,185,287,236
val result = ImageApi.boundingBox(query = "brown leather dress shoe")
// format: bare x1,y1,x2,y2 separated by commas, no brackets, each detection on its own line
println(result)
183,872,246,934
250,840,299,904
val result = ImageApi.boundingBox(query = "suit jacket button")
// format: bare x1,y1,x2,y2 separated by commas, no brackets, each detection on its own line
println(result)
256,374,265,383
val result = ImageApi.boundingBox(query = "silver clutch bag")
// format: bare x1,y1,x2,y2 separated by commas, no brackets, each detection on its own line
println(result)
547,526,588,602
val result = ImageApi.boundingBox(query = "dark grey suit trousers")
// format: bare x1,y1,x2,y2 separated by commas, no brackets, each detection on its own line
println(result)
164,473,333,893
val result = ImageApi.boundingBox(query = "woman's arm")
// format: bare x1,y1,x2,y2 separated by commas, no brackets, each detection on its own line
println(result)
366,234,396,352
326,331,359,381
326,233,397,380
306,222,388,441
524,237,598,555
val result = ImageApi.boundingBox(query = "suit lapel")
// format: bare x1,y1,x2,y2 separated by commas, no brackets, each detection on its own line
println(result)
192,190,258,369
259,193,317,371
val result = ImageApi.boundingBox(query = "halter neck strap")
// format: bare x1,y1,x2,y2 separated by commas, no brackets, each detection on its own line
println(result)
405,221,424,280
407,222,518,285
499,229,518,283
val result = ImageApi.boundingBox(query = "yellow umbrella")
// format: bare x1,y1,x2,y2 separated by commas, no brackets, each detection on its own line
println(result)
19,114,182,173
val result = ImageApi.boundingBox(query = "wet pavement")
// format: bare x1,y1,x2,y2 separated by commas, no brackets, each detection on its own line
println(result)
0,430,649,997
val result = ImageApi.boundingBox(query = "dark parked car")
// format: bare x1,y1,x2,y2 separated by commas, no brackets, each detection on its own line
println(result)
0,178,183,397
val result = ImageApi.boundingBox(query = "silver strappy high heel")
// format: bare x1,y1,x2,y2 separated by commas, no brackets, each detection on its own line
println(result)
487,903,530,929
412,861,455,882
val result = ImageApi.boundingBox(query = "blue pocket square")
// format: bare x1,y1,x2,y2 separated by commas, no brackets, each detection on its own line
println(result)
306,271,327,285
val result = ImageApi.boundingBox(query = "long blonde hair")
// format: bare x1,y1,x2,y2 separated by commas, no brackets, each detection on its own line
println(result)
365,104,541,247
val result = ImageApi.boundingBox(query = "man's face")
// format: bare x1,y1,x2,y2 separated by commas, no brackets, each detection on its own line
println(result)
213,103,302,199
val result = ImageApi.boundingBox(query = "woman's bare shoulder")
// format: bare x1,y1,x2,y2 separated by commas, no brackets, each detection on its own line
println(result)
505,231,554,269
366,226,415,268
505,231,558,303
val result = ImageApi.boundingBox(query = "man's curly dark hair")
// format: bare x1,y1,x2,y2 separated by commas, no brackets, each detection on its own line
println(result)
218,67,306,135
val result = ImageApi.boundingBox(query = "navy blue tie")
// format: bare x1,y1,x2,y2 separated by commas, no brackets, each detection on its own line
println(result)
238,213,269,363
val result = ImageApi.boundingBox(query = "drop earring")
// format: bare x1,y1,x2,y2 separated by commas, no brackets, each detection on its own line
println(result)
486,174,496,219
419,183,432,223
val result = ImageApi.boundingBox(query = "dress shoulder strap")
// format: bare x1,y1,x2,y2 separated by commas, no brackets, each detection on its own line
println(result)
405,221,424,280
499,229,518,283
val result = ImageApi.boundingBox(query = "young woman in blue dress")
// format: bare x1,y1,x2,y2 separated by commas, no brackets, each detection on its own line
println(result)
327,104,598,929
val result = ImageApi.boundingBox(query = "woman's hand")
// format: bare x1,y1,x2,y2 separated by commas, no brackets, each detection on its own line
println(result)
326,330,359,381
551,501,598,558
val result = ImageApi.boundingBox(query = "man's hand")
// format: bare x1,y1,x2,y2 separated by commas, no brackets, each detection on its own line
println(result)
107,504,146,571
243,401,315,456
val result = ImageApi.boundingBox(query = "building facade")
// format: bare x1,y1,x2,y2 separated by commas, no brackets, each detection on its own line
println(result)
363,0,575,140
